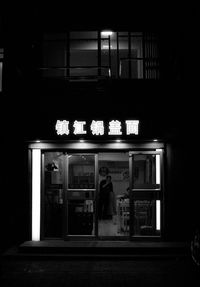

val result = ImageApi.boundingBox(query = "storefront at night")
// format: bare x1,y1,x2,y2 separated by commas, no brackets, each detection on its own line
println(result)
28,119,165,241
1,14,195,252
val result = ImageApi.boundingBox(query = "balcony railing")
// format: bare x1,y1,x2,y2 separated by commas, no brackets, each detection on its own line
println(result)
38,66,111,81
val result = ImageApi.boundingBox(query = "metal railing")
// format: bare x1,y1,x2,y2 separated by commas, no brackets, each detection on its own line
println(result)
119,58,160,79
38,66,111,81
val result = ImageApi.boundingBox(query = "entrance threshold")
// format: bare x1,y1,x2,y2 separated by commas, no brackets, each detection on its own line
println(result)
15,240,190,259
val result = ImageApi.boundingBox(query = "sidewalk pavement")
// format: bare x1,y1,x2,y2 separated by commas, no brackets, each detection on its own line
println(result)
1,246,200,287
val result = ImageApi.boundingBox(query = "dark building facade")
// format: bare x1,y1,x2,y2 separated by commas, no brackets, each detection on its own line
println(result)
0,6,197,251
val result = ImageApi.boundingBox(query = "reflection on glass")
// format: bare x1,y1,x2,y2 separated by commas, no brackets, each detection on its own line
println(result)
133,154,160,189
40,31,160,80
70,40,97,66
44,152,64,237
70,31,98,39
68,200,95,235
116,198,130,234
134,200,160,236
68,155,95,189
42,42,65,78
67,155,95,236
70,33,98,78
98,153,129,236
119,34,143,79
131,37,143,58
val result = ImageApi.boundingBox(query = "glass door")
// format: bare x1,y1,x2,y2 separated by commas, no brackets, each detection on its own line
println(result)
65,154,97,237
97,152,130,237
129,151,163,237
42,150,163,240
43,151,65,238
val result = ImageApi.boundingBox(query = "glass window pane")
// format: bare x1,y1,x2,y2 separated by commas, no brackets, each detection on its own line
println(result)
118,32,128,36
70,31,97,39
70,40,97,51
131,36,143,58
68,199,95,235
70,39,98,78
132,154,160,189
68,155,95,189
119,37,128,53
44,152,64,237
133,199,160,236
110,32,117,78
131,32,143,37
132,59,143,79
44,33,66,41
130,37,143,78
120,59,129,78
43,42,65,67
119,36,128,78
0,48,3,91
42,42,66,78
130,59,138,79
70,40,98,75
69,32,98,76
98,153,129,236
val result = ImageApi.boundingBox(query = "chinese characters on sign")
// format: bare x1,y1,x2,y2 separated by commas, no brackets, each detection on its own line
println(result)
55,120,139,136
55,120,70,135
108,120,122,135
90,120,104,135
73,121,87,135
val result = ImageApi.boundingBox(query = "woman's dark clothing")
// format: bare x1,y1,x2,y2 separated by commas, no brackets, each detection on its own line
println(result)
98,180,113,220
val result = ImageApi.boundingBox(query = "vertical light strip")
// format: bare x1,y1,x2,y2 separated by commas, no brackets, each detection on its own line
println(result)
0,62,2,92
156,200,161,230
156,154,161,184
32,149,41,241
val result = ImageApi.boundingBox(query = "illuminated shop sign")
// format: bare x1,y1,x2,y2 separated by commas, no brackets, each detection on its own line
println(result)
55,120,139,136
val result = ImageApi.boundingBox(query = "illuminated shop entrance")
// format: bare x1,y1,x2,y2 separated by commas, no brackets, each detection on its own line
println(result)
40,146,163,240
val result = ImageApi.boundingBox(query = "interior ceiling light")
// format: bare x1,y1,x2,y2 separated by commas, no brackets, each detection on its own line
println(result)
101,31,113,36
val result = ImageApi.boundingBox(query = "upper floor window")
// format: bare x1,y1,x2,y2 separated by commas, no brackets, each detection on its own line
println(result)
39,31,159,81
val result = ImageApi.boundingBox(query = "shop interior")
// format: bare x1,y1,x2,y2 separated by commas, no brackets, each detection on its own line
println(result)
43,151,160,238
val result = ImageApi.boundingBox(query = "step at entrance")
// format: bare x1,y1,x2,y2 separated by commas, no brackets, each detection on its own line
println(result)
14,241,191,259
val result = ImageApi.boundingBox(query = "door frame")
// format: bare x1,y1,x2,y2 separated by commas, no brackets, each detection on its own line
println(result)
64,152,98,240
129,150,164,239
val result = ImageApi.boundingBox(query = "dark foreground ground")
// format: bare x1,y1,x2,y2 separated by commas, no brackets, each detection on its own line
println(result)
0,255,200,287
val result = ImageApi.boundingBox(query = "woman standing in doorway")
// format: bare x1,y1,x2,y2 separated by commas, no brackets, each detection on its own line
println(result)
98,175,115,220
